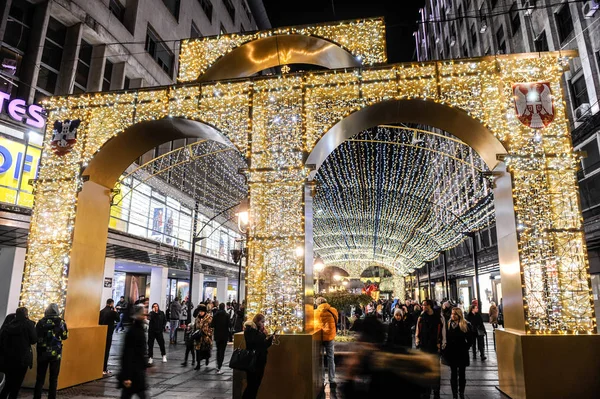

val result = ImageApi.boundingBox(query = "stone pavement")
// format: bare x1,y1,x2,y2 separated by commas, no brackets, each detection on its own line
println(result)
18,324,505,398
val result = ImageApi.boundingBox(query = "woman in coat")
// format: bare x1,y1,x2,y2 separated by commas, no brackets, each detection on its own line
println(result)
442,307,474,399
488,302,498,329
466,305,486,360
118,305,148,399
243,314,275,399
386,309,412,349
0,307,37,399
193,304,213,371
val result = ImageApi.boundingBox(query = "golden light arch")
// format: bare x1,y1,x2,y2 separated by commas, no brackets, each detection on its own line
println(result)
21,18,599,397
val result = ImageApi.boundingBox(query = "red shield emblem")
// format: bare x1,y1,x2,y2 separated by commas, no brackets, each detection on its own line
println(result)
512,82,554,128
51,119,80,155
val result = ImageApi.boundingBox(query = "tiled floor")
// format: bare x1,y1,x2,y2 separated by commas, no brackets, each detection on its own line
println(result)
18,324,507,398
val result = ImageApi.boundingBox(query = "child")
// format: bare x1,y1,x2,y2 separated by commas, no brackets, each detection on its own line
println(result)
180,324,196,366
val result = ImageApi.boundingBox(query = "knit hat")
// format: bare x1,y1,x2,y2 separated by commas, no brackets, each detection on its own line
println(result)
197,304,207,313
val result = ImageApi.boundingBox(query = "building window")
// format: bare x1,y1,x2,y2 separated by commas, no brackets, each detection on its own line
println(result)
462,42,468,57
220,24,227,35
534,31,549,52
73,40,92,93
496,26,506,54
109,0,125,22
198,0,213,22
145,26,174,76
37,17,67,96
580,137,600,176
124,76,131,90
510,3,521,35
162,0,180,20
3,0,34,53
570,75,590,109
191,22,201,38
491,0,499,8
223,0,236,22
470,24,477,47
242,0,252,21
458,5,464,26
555,4,574,42
102,59,113,91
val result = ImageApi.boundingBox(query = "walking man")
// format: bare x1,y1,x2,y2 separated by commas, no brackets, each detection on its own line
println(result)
34,304,68,399
115,296,128,332
99,298,120,375
148,303,167,364
168,298,182,344
314,297,338,389
415,299,445,399
211,303,230,374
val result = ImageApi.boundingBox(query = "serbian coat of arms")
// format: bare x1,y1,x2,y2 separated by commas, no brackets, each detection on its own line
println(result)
512,82,555,129
51,119,80,155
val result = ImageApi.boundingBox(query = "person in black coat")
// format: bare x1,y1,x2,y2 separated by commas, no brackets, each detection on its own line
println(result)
118,305,149,399
211,303,230,374
147,303,167,364
442,308,474,399
466,305,486,360
386,309,412,349
99,299,120,375
0,307,37,399
242,314,275,399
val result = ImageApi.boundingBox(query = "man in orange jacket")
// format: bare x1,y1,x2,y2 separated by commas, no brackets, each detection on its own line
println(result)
314,297,339,388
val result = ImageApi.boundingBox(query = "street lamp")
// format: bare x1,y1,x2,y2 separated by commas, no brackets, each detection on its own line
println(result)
314,257,324,295
234,198,250,305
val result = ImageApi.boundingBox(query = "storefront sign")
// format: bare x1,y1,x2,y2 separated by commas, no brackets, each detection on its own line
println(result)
104,277,113,288
0,92,45,129
0,136,41,207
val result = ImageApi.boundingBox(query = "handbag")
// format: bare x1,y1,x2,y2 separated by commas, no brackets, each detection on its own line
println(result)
229,348,257,372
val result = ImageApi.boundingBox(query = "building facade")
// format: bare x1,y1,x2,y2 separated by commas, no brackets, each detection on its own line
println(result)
413,0,600,321
0,0,269,320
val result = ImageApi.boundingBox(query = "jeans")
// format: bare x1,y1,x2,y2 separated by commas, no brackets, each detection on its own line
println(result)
216,340,227,369
104,331,114,371
148,331,166,358
323,340,336,384
243,366,265,399
0,364,27,399
33,357,61,399
116,313,125,332
450,365,466,396
169,320,179,342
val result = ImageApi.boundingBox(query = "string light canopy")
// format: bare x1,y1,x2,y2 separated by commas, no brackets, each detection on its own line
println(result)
313,126,494,278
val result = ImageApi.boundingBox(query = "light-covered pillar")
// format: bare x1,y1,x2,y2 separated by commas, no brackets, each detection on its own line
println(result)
149,267,168,311
100,258,115,309
0,247,26,321
191,272,204,306
217,277,228,304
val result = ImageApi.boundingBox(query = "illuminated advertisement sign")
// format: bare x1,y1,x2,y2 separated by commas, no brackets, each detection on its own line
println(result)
0,135,41,208
0,93,45,129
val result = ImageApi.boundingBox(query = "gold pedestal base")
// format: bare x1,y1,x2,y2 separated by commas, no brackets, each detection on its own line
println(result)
233,330,324,399
24,325,106,389
496,329,600,399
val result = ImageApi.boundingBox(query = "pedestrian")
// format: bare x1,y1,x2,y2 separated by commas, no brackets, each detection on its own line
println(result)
466,305,486,360
99,298,120,376
147,303,167,364
386,308,412,349
118,305,149,399
0,307,37,399
314,297,338,389
211,303,229,374
226,302,236,342
115,296,128,333
441,301,452,326
234,302,245,333
193,304,213,371
242,314,276,399
168,298,182,344
34,303,68,399
180,324,196,367
488,302,498,330
415,299,445,399
442,308,474,399
179,297,188,328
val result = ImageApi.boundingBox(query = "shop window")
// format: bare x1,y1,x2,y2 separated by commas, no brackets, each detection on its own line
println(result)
555,4,574,43
534,31,549,52
198,0,213,22
145,26,174,76
223,0,236,22
570,75,589,109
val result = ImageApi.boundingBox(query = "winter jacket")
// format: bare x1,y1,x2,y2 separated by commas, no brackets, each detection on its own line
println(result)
211,309,230,342
415,311,445,354
243,322,273,367
148,310,167,333
315,303,338,341
169,301,182,320
488,305,499,325
0,314,37,369
99,306,120,335
466,311,485,335
442,321,474,367
36,305,68,361
234,308,245,333
194,314,213,353
386,316,412,348
117,319,148,393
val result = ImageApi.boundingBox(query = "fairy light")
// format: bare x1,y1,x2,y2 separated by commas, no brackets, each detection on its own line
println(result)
19,19,594,334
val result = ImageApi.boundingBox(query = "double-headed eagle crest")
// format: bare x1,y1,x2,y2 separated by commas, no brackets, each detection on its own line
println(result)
50,119,80,155
513,82,555,129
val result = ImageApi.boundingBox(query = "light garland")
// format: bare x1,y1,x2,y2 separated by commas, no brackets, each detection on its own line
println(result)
19,19,594,334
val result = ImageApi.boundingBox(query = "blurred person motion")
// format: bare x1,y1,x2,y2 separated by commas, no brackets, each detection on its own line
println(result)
441,308,474,399
415,299,445,399
314,297,338,389
343,315,439,398
118,305,150,399
0,307,36,399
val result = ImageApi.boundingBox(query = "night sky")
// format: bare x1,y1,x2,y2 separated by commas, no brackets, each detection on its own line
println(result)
261,0,425,63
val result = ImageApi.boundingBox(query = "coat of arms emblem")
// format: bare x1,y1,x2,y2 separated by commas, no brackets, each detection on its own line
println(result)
512,82,554,129
51,119,80,155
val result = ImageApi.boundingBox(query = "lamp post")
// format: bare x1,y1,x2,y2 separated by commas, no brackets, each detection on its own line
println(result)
314,257,324,295
235,199,250,305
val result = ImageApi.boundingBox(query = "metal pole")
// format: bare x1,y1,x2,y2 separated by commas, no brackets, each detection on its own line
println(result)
442,250,449,300
471,233,481,308
236,251,242,305
427,261,432,300
188,201,199,320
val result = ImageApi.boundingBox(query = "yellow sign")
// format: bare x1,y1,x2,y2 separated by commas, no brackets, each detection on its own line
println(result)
0,136,41,208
